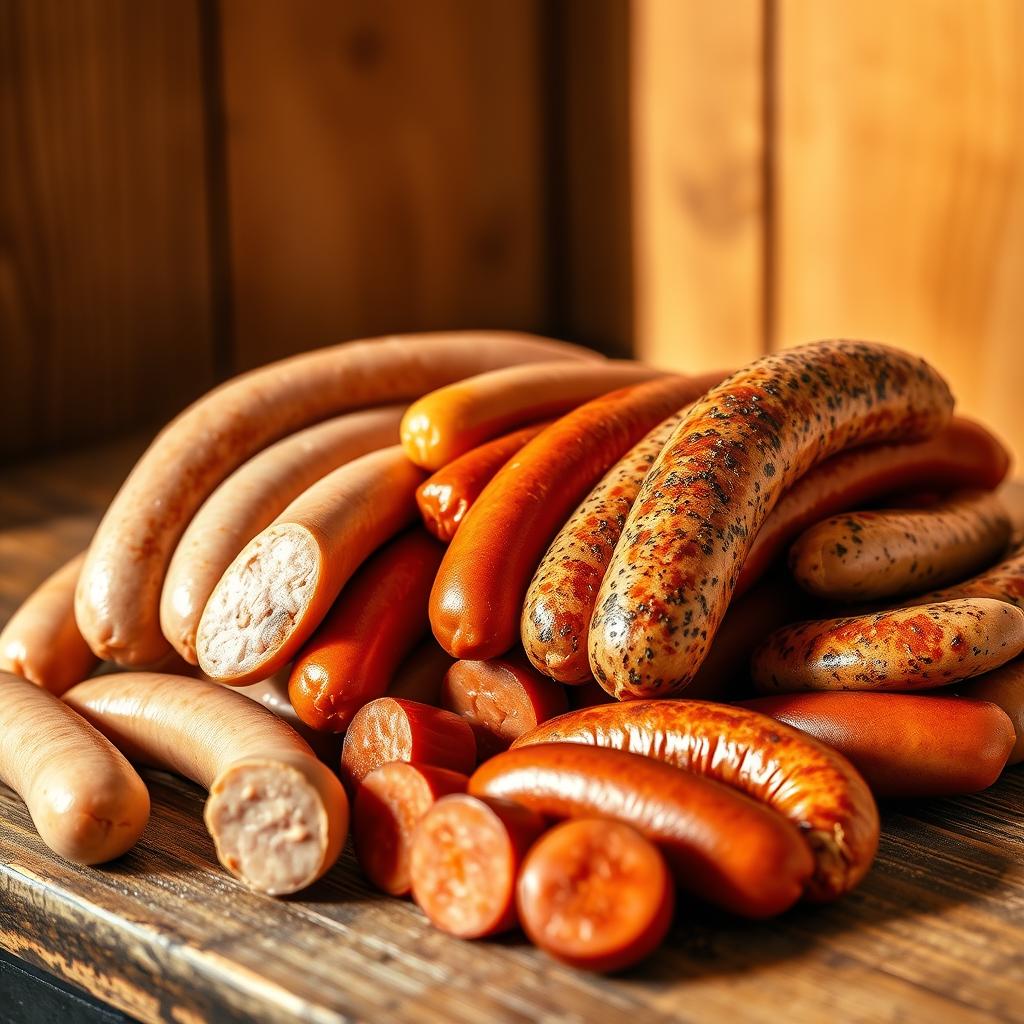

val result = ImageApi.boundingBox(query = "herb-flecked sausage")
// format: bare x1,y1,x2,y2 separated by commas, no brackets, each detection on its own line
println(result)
902,545,1024,609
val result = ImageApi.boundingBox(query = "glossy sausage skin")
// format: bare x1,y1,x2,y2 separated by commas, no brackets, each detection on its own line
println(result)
431,373,728,660
416,421,551,542
589,341,954,699
76,331,596,667
751,599,1024,694
738,692,1015,797
288,529,444,732
956,659,1024,765
736,417,1010,597
512,700,879,901
401,360,661,470
0,672,149,864
788,490,1011,601
471,744,812,917
0,553,98,694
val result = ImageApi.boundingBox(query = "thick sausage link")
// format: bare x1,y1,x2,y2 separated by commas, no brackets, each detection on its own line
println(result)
788,490,1011,601
589,341,954,699
903,546,1024,609
956,659,1024,765
470,743,812,917
512,700,879,900
739,692,1015,797
0,672,149,864
752,599,1024,694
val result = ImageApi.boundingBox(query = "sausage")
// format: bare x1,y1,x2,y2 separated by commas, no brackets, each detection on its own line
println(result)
956,659,1024,765
401,361,664,470
902,545,1024,609
588,341,955,699
410,793,546,937
386,640,454,705
511,700,879,900
416,421,552,542
470,744,812,917
430,372,729,660
751,599,1024,694
161,405,405,663
339,697,477,793
288,529,444,732
0,672,149,864
353,762,468,896
441,652,569,759
517,819,674,973
522,410,687,683
787,490,1011,601
0,553,98,694
63,672,348,894
736,417,1010,597
738,692,1015,797
197,446,425,686
75,331,597,668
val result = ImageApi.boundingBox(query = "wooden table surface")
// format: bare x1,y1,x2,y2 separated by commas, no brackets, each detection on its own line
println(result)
1,437,1022,1024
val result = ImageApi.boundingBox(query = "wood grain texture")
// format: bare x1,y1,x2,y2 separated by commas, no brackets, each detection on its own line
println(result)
774,0,1024,461
219,0,547,369
0,0,216,460
1,437,1023,1022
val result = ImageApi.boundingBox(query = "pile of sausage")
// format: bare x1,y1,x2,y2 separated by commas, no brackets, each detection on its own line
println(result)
2,332,1022,974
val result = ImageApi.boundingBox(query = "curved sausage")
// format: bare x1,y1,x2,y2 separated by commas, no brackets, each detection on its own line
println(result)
197,446,425,686
903,545,1024,609
76,331,597,667
517,819,674,973
470,744,812,917
288,529,444,733
401,361,663,470
63,672,347,894
738,692,1015,797
522,410,686,683
416,421,552,542
511,700,879,901
588,341,954,699
386,640,454,704
161,405,405,663
0,672,149,864
956,659,1024,765
430,372,729,660
354,762,468,896
410,793,546,937
736,417,1010,597
751,599,1024,694
0,553,98,694
441,652,569,759
788,490,1011,601
339,697,477,793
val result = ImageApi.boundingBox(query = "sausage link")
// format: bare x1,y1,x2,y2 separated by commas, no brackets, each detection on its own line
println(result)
288,529,444,732
470,743,813,917
431,372,728,660
738,692,1015,797
0,672,149,864
511,700,879,900
902,545,1024,609
752,598,1024,694
589,341,954,699
416,421,552,542
386,640,454,705
788,490,1011,601
956,659,1024,765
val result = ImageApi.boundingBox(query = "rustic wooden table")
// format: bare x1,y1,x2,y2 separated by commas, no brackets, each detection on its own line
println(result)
1,437,1022,1024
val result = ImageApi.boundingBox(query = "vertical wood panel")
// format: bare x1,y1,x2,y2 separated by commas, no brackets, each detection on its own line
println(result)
219,0,547,370
775,0,1024,459
631,0,766,372
0,0,215,459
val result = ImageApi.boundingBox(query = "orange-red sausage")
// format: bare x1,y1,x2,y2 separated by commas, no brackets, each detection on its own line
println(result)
430,372,728,660
512,700,879,901
956,659,1024,765
517,819,674,973
416,421,551,542
354,762,468,896
339,698,477,793
441,652,569,759
738,692,1015,797
410,793,546,937
471,744,812,917
288,529,444,732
